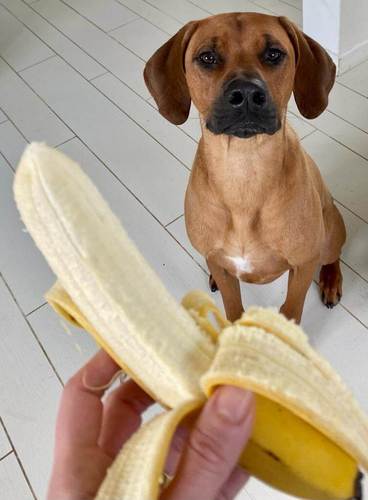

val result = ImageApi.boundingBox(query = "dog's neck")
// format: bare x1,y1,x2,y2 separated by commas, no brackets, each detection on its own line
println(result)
196,113,292,211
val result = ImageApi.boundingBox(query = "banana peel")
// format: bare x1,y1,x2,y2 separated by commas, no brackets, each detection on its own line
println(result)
13,143,368,500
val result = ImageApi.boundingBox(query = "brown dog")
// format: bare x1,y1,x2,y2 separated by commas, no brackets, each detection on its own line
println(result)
144,12,346,323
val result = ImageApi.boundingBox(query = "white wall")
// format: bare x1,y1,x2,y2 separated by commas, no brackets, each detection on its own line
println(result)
303,0,368,74
303,0,340,56
340,0,368,53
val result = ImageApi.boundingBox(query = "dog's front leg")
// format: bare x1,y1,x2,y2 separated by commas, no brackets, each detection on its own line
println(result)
280,259,319,323
207,258,243,322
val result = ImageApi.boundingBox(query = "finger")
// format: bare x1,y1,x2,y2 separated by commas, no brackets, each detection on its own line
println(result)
164,425,189,476
55,350,121,453
215,466,249,500
99,379,154,456
161,386,254,500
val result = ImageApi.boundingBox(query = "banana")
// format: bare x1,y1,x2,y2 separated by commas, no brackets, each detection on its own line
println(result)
14,143,368,500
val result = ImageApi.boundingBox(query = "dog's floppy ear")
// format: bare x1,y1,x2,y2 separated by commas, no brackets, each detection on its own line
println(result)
144,22,197,125
279,17,336,119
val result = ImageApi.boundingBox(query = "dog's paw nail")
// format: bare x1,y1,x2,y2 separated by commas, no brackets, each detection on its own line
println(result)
325,300,337,309
209,275,218,292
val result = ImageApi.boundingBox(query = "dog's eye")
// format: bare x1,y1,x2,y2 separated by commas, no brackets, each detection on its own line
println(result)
198,51,218,66
264,48,285,65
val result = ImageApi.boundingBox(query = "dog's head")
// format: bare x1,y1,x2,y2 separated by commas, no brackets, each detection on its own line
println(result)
144,13,335,139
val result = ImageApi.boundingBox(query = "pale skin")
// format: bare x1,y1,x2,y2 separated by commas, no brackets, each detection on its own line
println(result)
47,350,255,500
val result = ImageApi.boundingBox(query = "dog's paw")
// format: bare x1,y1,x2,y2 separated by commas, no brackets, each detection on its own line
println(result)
320,289,341,309
319,262,342,309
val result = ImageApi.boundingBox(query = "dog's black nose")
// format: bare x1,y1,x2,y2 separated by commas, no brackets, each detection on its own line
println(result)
226,79,267,110
206,75,279,138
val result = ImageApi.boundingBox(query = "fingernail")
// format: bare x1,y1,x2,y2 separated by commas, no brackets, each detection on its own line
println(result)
215,386,253,424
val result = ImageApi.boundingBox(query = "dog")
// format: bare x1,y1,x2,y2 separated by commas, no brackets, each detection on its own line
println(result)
144,12,346,323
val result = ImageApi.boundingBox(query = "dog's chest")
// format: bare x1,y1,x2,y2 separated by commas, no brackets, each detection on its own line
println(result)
185,163,322,281
223,245,289,284
186,198,292,282
227,255,254,276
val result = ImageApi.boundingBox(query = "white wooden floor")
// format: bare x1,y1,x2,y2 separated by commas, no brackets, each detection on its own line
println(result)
0,0,368,498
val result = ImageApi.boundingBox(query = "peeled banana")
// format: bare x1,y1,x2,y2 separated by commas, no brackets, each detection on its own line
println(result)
14,143,368,500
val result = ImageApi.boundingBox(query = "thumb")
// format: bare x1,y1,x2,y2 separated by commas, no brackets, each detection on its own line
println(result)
161,386,254,500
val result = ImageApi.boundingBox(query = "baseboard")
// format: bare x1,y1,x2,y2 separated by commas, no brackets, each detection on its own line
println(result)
335,38,368,75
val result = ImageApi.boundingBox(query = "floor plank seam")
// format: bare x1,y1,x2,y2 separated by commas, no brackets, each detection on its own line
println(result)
185,0,212,16
279,0,302,11
17,53,57,74
337,80,368,101
164,227,209,275
0,450,13,463
289,106,368,143
339,301,368,331
326,106,368,137
107,15,140,34
166,232,209,276
0,417,38,500
250,0,302,24
0,273,65,387
0,98,30,147
306,120,368,166
340,260,368,288
335,199,368,226
141,0,195,25
164,213,184,228
113,0,174,36
248,0,281,16
54,136,77,148
26,301,48,318
89,70,110,82
105,30,145,63
298,128,317,141
0,151,15,173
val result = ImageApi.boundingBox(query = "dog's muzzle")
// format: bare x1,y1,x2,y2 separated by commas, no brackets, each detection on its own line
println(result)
206,77,280,138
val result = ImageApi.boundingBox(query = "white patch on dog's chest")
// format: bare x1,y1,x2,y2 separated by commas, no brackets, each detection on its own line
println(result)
227,256,253,277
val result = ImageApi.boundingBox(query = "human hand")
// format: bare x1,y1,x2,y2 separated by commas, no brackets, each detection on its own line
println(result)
47,350,254,500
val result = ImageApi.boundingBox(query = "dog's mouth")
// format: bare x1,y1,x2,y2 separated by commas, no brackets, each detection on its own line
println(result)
222,122,269,138
206,117,280,138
